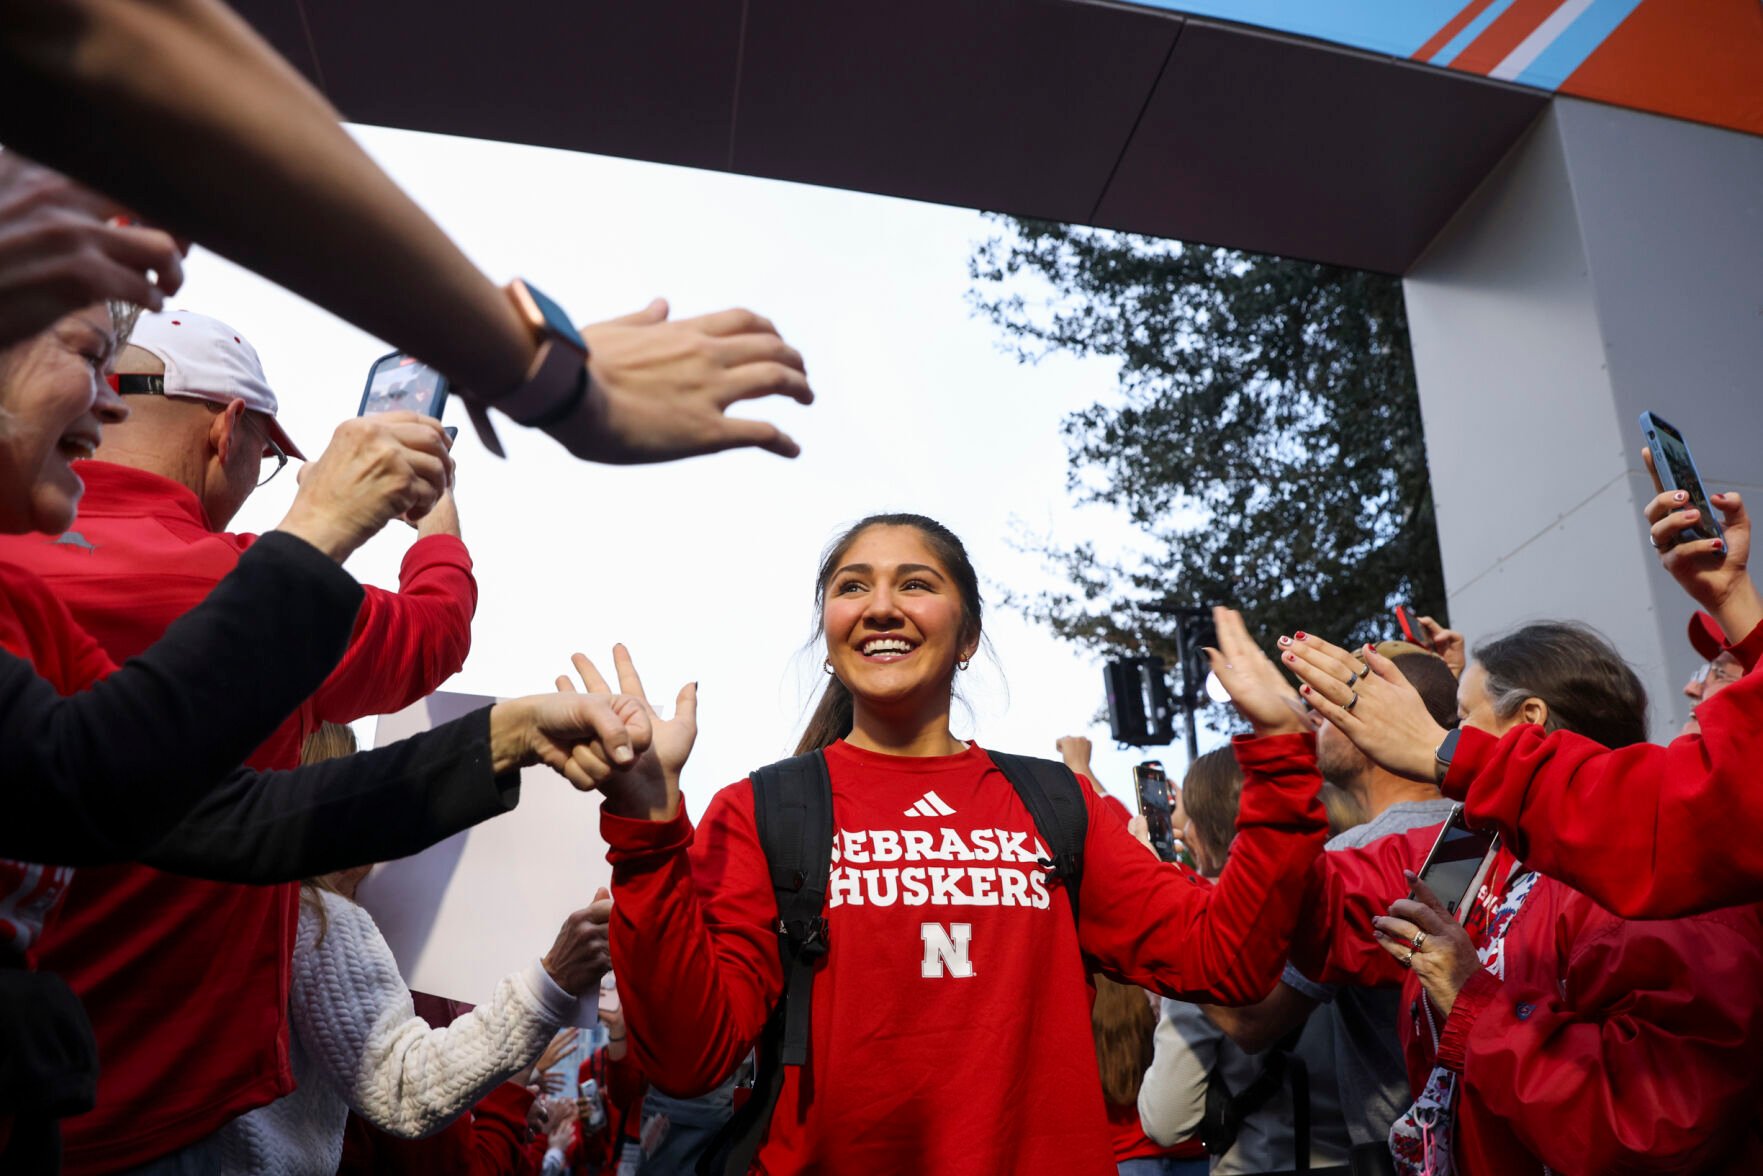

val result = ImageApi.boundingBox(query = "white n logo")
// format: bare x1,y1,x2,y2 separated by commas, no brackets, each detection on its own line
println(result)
920,922,975,978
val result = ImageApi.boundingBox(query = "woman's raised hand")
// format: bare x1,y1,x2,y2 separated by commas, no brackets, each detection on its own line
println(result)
1280,634,1449,782
557,644,695,821
1206,606,1311,738
1641,447,1761,644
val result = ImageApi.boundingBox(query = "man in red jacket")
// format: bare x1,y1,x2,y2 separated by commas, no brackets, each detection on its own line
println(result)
0,307,478,1174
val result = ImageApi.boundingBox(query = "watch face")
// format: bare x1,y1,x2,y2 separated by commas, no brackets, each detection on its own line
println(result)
519,281,587,352
1438,728,1462,762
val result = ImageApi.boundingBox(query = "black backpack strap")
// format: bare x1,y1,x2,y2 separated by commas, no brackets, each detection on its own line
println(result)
985,750,1088,924
1200,1022,1307,1158
699,752,833,1176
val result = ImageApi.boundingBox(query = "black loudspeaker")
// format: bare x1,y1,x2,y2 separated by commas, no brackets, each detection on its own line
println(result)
1104,657,1174,746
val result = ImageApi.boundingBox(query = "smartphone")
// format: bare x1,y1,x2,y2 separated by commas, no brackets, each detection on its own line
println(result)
1394,604,1434,651
1639,412,1723,545
1414,804,1499,922
1134,761,1180,864
360,350,450,420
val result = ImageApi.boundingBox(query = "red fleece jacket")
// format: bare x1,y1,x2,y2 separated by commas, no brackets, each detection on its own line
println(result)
1443,619,1763,918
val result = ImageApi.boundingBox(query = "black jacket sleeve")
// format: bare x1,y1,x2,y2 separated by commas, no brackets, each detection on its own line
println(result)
142,705,522,882
1,531,363,864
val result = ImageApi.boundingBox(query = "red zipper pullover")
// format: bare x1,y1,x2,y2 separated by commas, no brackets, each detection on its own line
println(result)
1442,619,1763,919
603,734,1326,1174
1293,828,1763,1174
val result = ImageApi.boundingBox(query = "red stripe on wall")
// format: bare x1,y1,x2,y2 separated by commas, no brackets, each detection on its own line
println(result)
1447,0,1567,73
1414,0,1504,62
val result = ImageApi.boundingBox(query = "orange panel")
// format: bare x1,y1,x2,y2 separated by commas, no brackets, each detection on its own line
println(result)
1562,0,1763,137
1448,0,1567,73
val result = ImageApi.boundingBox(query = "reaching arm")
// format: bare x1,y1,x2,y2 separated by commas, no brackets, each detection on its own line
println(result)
139,706,518,882
1080,733,1328,1006
0,2,813,461
0,0,534,401
1,531,361,863
290,890,576,1139
603,783,781,1098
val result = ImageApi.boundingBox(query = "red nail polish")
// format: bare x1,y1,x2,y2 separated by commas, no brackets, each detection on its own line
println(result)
1300,684,1312,694
1714,540,1726,552
1295,631,1307,640
1676,491,1688,501
1278,636,1292,646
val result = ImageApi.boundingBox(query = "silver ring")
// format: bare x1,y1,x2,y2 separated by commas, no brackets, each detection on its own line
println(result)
1412,930,1426,951
1344,691,1359,713
1401,949,1414,969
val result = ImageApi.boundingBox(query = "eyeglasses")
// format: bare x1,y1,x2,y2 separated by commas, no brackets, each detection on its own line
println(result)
111,376,291,487
257,433,289,487
1692,660,1744,687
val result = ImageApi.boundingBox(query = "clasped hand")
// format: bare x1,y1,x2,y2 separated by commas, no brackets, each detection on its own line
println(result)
548,644,695,821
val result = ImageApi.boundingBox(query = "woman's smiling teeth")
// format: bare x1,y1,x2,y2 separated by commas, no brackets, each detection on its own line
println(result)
860,637,916,659
58,432,98,462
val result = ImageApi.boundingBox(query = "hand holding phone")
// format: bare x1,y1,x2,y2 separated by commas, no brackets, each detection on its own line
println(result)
1133,761,1181,864
1639,412,1722,546
1393,605,1434,652
1414,804,1499,923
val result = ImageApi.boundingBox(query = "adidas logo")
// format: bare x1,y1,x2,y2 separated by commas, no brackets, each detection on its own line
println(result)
904,791,956,818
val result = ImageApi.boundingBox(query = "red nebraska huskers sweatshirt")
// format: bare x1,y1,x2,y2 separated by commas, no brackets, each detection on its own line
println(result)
604,735,1326,1174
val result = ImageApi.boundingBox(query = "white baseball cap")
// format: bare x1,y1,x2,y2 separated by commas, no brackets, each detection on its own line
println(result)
123,309,306,460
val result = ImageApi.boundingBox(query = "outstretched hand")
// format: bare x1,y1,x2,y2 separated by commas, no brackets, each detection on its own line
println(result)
547,300,812,463
1206,606,1311,738
557,645,695,821
487,689,652,791
1280,633,1449,782
1641,447,1761,644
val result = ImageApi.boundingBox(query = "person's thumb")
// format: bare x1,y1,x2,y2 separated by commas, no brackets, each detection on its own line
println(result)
674,681,699,730
1403,870,1451,918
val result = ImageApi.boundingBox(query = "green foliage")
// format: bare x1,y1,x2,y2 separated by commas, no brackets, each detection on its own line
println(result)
969,217,1447,669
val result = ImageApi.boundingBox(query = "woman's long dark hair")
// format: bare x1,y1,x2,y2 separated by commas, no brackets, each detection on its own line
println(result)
1092,973,1157,1107
794,513,984,755
1473,622,1649,749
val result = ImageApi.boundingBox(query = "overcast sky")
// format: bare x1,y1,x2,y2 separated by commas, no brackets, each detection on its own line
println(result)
192,124,1217,819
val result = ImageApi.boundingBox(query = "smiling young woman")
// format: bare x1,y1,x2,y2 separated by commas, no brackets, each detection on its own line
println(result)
580,512,1334,1175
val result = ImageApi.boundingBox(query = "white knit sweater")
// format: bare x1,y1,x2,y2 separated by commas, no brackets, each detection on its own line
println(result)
214,888,576,1176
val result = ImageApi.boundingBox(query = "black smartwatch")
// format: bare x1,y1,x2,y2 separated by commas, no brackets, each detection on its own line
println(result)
1433,728,1462,784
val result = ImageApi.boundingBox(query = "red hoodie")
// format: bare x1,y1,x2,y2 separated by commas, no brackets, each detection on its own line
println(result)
0,462,477,1172
1442,619,1763,919
1292,826,1763,1174
604,735,1326,1174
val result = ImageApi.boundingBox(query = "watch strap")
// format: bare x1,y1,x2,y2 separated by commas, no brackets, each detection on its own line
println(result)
466,279,589,455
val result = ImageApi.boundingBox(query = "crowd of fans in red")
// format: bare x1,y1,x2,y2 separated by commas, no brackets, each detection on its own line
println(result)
3,3,1762,1175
